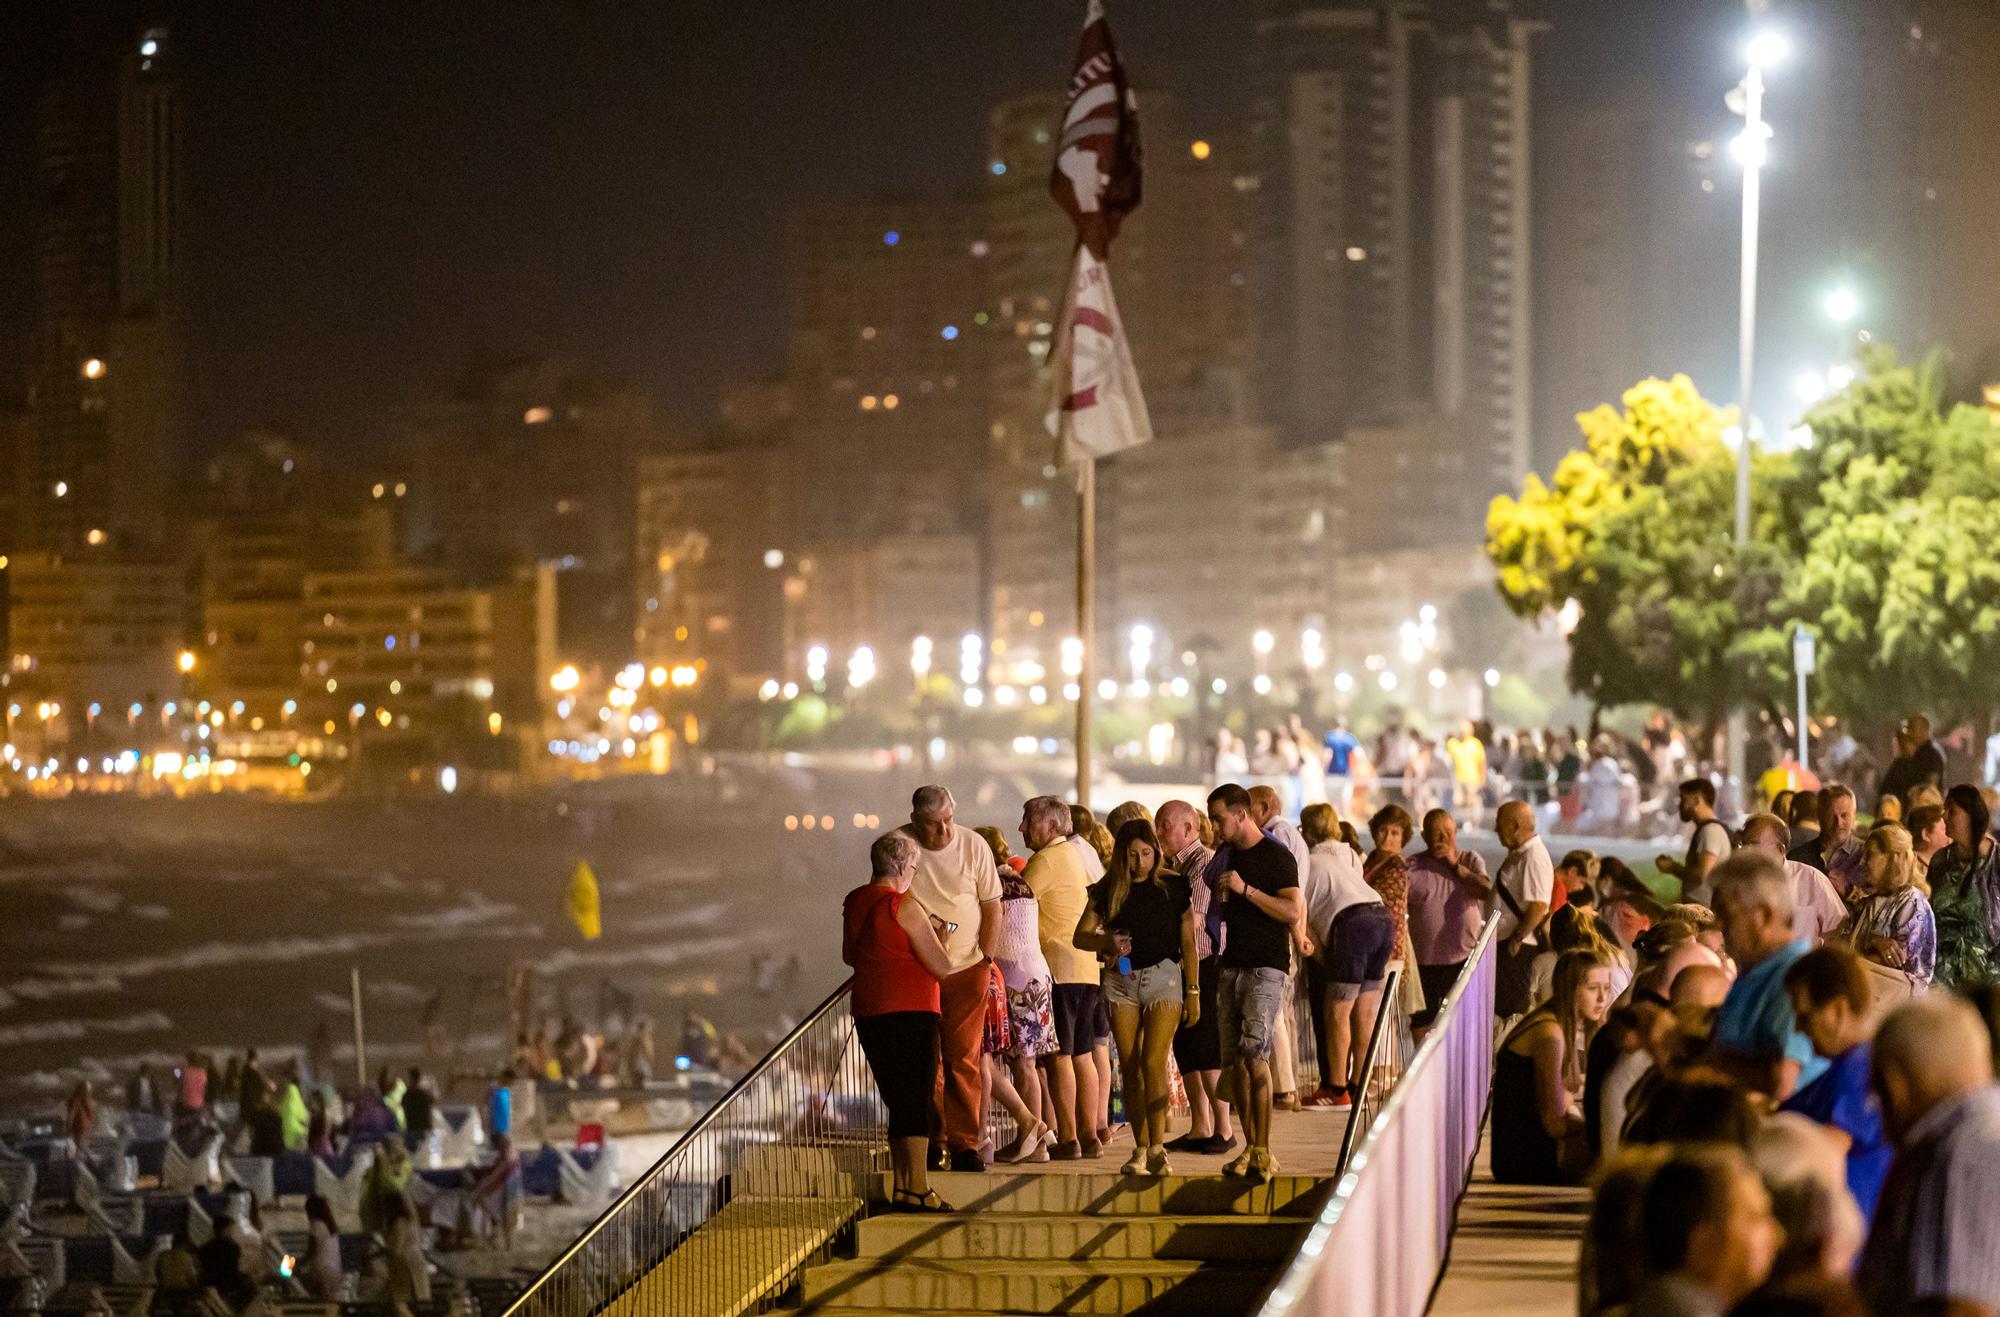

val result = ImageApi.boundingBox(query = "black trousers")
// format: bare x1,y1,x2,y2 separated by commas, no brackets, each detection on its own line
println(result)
1302,955,1334,1091
856,1011,941,1140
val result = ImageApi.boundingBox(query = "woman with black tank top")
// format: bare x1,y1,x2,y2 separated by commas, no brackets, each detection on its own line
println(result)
1492,948,1614,1184
1074,819,1198,1176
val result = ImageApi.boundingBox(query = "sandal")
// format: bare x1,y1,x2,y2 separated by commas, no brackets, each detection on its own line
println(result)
890,1187,954,1214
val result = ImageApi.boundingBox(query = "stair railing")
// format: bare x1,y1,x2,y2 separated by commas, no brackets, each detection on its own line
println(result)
1332,965,1408,1180
501,979,881,1317
1256,916,1501,1317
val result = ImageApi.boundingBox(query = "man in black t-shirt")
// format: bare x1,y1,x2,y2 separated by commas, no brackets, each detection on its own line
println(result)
1205,783,1303,1183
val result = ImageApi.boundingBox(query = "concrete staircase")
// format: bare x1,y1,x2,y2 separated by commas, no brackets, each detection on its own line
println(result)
771,1169,1327,1315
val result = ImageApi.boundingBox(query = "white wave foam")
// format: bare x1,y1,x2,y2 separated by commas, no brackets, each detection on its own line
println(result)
129,904,170,920
0,1011,172,1049
60,885,122,914
37,922,542,984
391,891,517,932
531,933,748,977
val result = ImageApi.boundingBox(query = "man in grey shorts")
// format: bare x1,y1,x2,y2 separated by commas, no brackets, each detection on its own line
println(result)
1206,784,1303,1183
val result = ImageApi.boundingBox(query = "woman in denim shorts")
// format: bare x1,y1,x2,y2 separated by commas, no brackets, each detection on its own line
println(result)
1074,819,1198,1176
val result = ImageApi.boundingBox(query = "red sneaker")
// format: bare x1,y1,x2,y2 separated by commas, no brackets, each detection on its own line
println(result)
1299,1086,1346,1111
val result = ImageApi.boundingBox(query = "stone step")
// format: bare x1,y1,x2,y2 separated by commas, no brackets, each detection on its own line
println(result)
737,1142,888,1198
794,1256,1269,1314
871,1171,1328,1217
855,1211,1309,1262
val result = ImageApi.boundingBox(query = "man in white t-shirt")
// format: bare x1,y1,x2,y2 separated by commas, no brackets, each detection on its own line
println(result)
1493,800,1554,1020
900,785,1003,1171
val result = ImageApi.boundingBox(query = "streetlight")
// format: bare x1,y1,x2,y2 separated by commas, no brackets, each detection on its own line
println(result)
1724,26,1785,807
1823,285,1859,325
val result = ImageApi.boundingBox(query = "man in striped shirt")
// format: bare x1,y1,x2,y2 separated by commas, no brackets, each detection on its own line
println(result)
1860,995,2000,1315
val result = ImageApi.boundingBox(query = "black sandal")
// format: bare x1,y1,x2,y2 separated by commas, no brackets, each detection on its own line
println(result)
890,1187,954,1214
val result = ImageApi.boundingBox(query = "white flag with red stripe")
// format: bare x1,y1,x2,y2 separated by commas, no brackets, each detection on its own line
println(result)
1045,0,1151,465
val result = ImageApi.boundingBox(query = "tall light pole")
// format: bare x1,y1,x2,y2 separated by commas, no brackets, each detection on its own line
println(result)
1725,28,1785,809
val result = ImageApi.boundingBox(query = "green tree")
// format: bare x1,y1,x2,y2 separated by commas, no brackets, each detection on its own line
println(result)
1783,350,2000,739
1485,375,1793,733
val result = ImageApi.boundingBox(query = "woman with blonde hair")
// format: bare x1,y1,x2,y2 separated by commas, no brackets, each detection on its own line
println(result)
1073,819,1197,1175
1840,821,1936,989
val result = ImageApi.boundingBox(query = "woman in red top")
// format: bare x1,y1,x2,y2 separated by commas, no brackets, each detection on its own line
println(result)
844,831,957,1211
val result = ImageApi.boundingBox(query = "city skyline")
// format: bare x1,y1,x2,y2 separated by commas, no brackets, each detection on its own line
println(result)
1,0,1770,458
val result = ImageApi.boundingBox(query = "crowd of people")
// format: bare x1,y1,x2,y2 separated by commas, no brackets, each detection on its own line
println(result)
840,709,2000,1308
842,776,1536,1208
46,1050,528,1308
1468,713,2000,1314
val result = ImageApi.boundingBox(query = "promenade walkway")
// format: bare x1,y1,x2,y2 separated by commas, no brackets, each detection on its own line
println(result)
1432,1137,1587,1315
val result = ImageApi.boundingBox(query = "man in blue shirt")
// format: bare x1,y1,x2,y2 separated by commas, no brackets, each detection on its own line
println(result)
1712,852,1825,1100
1323,719,1360,809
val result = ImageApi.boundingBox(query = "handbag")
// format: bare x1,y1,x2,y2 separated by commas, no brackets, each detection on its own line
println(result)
1857,955,1919,1028
981,961,1012,1055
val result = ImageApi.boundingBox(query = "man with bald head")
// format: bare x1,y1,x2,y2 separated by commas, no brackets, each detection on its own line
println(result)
1492,800,1554,1020
1859,996,2000,1315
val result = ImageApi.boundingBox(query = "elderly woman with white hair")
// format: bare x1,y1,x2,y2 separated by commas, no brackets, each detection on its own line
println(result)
843,831,958,1212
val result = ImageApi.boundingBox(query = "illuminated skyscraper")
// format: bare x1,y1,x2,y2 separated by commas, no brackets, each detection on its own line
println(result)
1250,0,1542,551
20,22,182,555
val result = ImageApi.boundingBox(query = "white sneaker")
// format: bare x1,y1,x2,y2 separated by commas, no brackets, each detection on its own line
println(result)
1145,1146,1172,1177
1222,1146,1255,1178
1120,1147,1147,1175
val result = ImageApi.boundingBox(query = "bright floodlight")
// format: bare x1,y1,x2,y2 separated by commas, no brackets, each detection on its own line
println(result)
1746,30,1788,70
1824,286,1859,324
1794,370,1828,404
1731,124,1771,168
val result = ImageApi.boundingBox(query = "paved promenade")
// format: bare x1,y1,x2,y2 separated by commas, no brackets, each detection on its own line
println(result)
1432,1140,1587,1314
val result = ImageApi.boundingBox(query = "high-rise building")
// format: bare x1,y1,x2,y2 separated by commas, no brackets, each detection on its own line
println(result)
982,91,1258,661
19,22,182,556
782,199,992,541
1756,0,2000,410
633,438,787,692
1532,89,1733,469
7,553,185,714
414,357,657,667
1250,0,1543,551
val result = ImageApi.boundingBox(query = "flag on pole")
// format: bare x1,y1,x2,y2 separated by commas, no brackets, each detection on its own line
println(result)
1046,0,1152,465
565,860,602,940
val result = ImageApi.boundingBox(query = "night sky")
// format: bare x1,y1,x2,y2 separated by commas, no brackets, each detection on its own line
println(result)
0,1,1741,459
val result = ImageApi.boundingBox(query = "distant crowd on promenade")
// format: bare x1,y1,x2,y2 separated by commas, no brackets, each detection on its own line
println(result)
1220,708,2000,842
1461,710,2000,1315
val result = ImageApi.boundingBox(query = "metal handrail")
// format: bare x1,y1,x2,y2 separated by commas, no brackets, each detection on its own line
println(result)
1332,966,1404,1180
1256,916,1502,1316
502,977,878,1317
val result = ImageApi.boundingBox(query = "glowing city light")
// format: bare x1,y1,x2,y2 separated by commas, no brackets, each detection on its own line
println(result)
1189,140,1211,160
1824,286,1860,324
1252,629,1275,656
848,646,876,689
81,358,105,380
883,231,900,246
177,650,196,674
1746,29,1789,70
